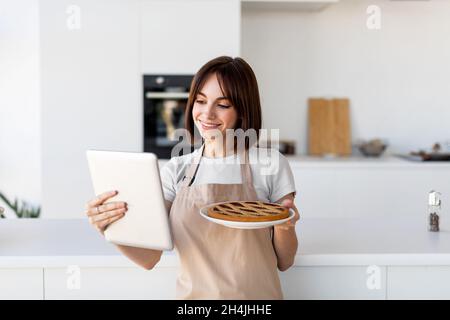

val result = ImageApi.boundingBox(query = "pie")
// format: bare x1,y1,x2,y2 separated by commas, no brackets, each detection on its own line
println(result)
207,201,290,222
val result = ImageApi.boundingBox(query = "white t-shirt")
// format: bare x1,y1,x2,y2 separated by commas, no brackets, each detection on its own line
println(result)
160,146,297,203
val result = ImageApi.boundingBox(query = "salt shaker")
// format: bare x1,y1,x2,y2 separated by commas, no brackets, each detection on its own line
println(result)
428,190,442,232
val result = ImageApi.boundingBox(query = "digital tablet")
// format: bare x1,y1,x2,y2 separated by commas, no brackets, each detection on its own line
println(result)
86,150,173,250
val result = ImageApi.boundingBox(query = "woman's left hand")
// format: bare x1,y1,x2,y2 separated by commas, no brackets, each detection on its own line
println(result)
275,197,300,231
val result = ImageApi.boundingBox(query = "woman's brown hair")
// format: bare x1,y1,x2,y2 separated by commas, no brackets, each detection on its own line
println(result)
185,56,262,149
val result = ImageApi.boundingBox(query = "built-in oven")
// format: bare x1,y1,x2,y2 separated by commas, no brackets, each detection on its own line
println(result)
143,75,195,159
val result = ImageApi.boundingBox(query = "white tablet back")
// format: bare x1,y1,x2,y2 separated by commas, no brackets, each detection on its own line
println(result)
86,150,173,250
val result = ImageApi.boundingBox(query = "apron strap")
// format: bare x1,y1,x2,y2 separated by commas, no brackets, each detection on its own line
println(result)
240,147,253,185
180,143,254,187
180,143,205,187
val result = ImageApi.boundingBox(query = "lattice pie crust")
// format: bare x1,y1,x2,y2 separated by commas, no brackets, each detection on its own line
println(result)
207,201,290,222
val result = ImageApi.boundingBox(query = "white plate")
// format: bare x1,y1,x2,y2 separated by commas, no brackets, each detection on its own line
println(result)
199,202,295,229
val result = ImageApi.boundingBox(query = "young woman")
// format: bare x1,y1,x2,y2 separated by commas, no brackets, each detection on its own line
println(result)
85,56,300,300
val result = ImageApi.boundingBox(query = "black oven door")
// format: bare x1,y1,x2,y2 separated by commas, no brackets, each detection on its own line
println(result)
143,75,194,159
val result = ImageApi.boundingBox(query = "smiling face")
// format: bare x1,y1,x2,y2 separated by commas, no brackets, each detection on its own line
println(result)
185,56,263,150
192,73,238,141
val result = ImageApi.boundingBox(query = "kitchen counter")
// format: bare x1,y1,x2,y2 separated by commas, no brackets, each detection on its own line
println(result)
284,154,450,168
2,217,450,268
159,154,450,168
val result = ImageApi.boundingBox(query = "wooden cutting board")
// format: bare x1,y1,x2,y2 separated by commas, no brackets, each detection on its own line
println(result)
308,98,351,156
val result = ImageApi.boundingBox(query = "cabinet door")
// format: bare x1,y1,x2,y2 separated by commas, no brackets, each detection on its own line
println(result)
387,266,450,300
44,267,177,299
291,166,450,219
292,168,338,219
0,268,43,300
140,0,241,74
333,168,441,219
279,266,386,300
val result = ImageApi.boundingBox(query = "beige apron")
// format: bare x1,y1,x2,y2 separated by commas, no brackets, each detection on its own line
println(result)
169,143,283,300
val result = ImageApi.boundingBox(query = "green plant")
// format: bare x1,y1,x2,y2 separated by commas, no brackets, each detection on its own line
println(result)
0,191,40,218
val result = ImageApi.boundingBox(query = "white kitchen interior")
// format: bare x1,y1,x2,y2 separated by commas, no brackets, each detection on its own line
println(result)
1,0,450,300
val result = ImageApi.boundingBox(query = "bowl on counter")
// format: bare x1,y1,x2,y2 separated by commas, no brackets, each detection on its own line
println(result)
355,139,388,157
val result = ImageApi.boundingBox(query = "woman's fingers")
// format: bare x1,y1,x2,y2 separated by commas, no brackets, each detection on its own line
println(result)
292,207,300,221
88,208,127,224
275,202,300,230
85,201,127,217
87,190,117,209
280,199,299,221
280,198,293,208
84,190,127,236
97,212,126,231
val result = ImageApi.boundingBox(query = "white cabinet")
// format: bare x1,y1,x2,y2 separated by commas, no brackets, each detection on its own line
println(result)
0,269,43,300
279,266,386,300
44,267,177,300
140,0,241,74
291,163,450,219
387,266,450,300
291,167,337,218
4,265,450,299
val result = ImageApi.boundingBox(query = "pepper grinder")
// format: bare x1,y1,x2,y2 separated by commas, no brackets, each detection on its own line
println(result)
428,190,442,232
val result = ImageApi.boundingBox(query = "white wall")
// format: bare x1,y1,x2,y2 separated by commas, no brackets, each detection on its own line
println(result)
0,0,41,217
241,0,450,155
40,0,141,218
140,0,241,74
40,0,241,218
5,0,450,219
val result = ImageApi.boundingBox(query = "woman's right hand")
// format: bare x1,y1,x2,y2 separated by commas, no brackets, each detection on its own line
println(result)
85,190,128,236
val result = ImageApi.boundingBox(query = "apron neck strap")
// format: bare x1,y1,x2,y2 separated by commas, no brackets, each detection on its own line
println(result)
181,143,253,187
240,148,253,185
180,143,205,187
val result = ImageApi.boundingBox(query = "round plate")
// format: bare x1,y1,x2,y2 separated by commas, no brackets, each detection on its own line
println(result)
199,201,295,229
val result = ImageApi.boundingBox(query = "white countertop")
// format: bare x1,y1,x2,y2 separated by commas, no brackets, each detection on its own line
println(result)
2,217,450,268
284,155,450,168
159,155,450,169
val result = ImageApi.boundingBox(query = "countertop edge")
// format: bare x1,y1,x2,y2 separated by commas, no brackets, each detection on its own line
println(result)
3,253,450,269
158,156,450,168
